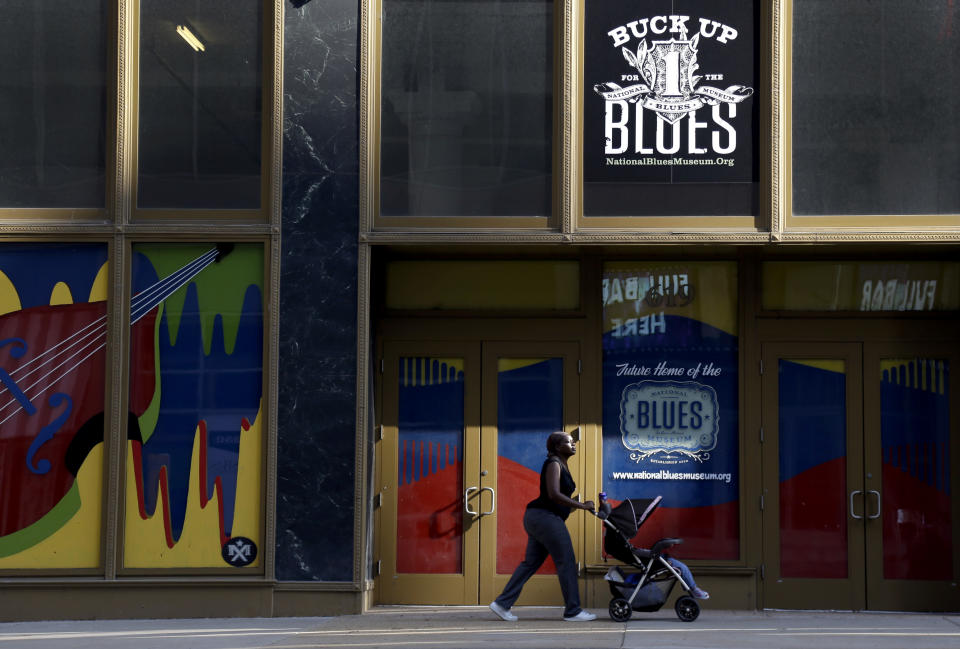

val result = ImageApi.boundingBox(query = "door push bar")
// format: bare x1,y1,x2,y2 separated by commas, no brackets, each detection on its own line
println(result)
464,486,479,515
849,490,863,519
464,486,496,516
849,490,882,520
480,486,496,516
867,489,881,520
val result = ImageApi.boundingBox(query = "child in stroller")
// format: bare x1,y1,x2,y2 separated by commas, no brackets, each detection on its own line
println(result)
596,493,708,622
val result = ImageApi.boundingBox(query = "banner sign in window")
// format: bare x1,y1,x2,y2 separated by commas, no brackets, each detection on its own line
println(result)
584,1,758,217
602,261,739,559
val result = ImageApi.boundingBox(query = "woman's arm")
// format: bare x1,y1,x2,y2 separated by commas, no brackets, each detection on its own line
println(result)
544,461,595,511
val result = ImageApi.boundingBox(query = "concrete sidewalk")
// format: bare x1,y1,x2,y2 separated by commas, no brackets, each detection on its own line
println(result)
0,607,958,649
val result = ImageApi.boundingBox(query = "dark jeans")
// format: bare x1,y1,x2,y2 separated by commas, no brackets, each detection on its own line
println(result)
494,506,582,617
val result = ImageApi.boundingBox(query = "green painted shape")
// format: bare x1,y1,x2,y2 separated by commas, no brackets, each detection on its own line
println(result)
134,243,264,355
133,243,264,442
0,482,82,558
138,304,165,443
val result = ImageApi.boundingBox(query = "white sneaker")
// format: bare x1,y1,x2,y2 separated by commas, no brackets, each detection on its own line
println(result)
563,610,597,622
489,601,518,622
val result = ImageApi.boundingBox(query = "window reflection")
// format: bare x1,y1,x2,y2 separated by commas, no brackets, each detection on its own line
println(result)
138,0,263,210
793,1,960,215
0,1,106,208
380,0,553,217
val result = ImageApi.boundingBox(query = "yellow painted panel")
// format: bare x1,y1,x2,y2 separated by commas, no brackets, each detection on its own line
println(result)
0,270,21,316
0,444,103,569
49,281,74,305
124,408,263,568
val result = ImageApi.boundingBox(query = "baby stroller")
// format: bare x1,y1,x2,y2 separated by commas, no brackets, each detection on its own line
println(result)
596,494,701,622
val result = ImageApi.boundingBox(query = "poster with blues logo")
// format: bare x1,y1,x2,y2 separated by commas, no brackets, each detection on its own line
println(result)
602,262,739,559
584,0,758,216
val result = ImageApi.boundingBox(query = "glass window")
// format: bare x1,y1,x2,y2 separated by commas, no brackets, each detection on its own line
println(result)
792,1,960,216
879,358,953,580
138,0,263,210
385,260,580,310
582,0,759,217
762,261,960,312
0,1,107,208
125,243,264,568
601,261,739,560
778,359,849,578
379,0,553,218
0,243,109,569
396,357,465,574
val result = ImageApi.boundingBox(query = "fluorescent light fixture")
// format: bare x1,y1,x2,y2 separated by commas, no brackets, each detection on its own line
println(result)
176,25,205,52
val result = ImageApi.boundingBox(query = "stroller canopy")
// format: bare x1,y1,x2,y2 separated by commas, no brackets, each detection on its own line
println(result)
606,496,662,538
603,496,662,564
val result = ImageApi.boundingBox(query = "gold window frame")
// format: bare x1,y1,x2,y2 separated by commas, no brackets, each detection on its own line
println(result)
361,0,562,234
779,0,960,237
128,0,280,224
361,0,773,239
571,0,769,235
0,0,283,581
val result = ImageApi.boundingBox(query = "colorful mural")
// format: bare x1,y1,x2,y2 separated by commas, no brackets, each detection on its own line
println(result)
124,243,264,568
777,360,848,579
880,358,952,580
0,243,108,569
396,357,464,574
496,358,563,575
601,261,739,560
394,356,567,576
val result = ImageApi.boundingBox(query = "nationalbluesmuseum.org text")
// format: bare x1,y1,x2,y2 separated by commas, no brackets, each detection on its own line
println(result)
605,157,735,167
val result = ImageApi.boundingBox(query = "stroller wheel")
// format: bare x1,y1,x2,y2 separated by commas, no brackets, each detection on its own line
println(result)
674,596,700,622
608,597,632,622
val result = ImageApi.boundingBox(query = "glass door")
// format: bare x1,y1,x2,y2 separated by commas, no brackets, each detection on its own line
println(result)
760,343,865,610
863,343,959,611
377,342,482,604
376,340,581,605
481,342,582,605
762,340,960,611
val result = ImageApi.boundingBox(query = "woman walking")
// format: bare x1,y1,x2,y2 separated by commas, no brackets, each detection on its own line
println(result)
489,431,597,622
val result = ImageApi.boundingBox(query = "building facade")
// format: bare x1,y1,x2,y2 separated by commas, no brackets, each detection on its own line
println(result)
0,0,957,620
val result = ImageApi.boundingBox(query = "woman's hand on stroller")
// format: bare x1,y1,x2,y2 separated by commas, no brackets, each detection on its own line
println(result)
581,500,596,513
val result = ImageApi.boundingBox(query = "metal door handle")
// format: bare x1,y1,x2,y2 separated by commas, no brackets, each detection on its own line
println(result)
480,486,496,516
464,486,479,515
867,490,881,519
849,490,863,519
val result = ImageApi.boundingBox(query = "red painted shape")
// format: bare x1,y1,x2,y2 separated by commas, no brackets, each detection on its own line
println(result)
157,465,175,549
0,302,108,536
195,421,229,547
496,457,556,575
132,420,231,549
882,462,953,580
778,457,848,578
132,441,148,518
396,445,463,574
622,500,740,561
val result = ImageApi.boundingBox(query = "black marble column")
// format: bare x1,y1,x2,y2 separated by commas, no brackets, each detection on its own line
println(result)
277,0,359,582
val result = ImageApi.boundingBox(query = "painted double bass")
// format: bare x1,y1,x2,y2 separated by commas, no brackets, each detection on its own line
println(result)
0,246,227,543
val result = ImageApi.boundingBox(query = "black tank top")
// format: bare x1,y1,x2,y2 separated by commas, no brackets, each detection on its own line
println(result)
526,456,576,520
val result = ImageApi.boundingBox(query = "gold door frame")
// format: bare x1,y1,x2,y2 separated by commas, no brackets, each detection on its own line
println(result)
760,342,866,610
374,337,585,606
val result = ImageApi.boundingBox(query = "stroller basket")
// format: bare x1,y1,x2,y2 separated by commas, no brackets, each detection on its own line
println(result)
606,568,674,612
